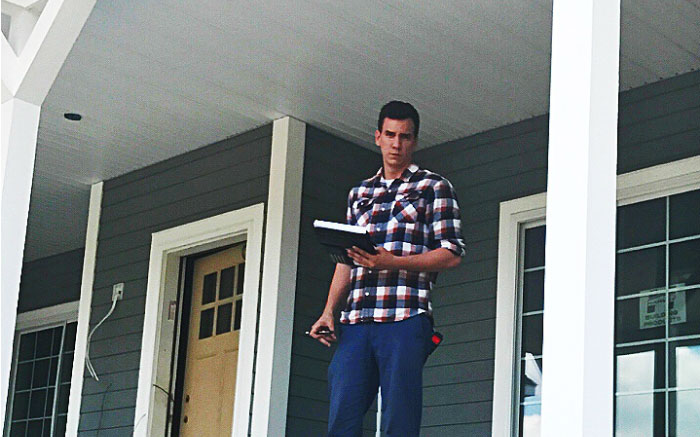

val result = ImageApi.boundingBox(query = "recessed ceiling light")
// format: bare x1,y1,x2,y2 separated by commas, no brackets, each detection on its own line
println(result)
64,113,82,121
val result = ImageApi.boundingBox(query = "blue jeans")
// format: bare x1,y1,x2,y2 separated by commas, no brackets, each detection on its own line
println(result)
327,314,433,437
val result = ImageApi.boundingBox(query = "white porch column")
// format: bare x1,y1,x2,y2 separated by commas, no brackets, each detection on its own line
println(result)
252,117,306,436
0,97,40,419
541,0,620,436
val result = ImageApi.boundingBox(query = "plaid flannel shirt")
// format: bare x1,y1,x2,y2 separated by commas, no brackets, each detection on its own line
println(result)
340,164,466,324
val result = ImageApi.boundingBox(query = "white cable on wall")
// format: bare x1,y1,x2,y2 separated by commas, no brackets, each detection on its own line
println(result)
85,296,119,381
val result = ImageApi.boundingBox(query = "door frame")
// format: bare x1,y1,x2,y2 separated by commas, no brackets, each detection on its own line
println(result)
133,203,264,437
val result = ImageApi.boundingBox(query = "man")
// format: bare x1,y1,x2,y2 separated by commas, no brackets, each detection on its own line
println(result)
309,101,465,436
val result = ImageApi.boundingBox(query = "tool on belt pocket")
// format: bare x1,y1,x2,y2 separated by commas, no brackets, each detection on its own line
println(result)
427,331,443,356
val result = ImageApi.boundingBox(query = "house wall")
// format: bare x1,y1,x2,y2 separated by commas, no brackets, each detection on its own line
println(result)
412,70,700,436
285,126,380,436
17,248,84,313
78,125,272,436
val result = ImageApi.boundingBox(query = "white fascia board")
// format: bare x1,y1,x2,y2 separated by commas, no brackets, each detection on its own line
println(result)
1,35,20,99
15,300,79,331
66,181,102,436
251,117,306,436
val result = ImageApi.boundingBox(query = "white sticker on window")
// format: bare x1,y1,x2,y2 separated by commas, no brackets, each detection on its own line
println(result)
639,292,686,329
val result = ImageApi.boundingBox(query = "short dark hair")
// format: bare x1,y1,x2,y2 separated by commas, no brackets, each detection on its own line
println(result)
378,101,420,137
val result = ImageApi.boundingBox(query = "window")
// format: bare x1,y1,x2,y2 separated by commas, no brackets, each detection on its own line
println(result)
513,223,546,437
614,189,700,436
6,320,77,437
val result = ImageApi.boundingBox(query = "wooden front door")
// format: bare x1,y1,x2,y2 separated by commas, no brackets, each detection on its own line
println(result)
180,245,246,437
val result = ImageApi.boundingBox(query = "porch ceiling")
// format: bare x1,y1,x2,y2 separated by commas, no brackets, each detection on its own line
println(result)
25,0,700,261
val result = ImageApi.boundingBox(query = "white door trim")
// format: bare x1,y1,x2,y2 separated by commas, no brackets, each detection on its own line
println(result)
491,154,700,436
133,203,265,437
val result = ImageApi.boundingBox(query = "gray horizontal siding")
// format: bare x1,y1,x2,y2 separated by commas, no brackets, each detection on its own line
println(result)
412,70,700,435
18,248,84,313
79,124,272,435
286,125,379,436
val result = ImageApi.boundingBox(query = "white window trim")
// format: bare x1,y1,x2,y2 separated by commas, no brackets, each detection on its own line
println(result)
492,155,700,437
6,301,80,434
133,203,265,437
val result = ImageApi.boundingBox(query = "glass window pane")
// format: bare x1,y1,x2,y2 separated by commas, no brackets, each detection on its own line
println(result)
216,304,232,335
19,332,36,361
32,359,50,388
669,389,700,437
519,356,542,404
202,272,217,305
615,344,664,393
26,419,43,436
521,314,543,357
51,327,63,355
16,362,33,391
670,189,700,240
615,246,665,297
54,414,67,436
234,301,242,331
199,308,214,339
10,421,26,437
12,391,29,420
616,198,666,249
57,384,70,414
670,340,700,390
219,267,235,299
49,358,58,384
63,322,77,352
236,263,245,295
35,329,53,359
669,239,700,289
523,270,544,313
524,227,546,269
615,295,666,344
60,352,73,384
668,289,700,338
519,403,541,437
29,389,47,418
44,387,54,416
614,392,664,437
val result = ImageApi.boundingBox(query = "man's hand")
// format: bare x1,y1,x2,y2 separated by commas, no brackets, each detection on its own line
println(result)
346,246,396,269
309,311,337,347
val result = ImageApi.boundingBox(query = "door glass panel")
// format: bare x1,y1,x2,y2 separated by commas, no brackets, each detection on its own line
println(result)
616,246,666,296
615,345,664,392
234,301,243,331
202,272,217,304
614,393,664,437
668,289,700,337
236,263,245,295
617,198,666,249
670,340,700,390
670,189,700,240
524,227,545,269
669,390,700,436
219,267,235,299
216,304,232,335
522,270,544,313
199,308,214,339
669,239,700,289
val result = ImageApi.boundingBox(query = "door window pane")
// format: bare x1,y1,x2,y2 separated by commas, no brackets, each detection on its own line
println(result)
522,270,544,313
521,314,543,357
199,308,214,339
236,263,245,295
670,189,700,240
519,403,541,437
216,304,232,335
519,356,542,404
234,301,243,331
616,246,666,296
202,272,217,304
524,227,545,269
219,267,235,299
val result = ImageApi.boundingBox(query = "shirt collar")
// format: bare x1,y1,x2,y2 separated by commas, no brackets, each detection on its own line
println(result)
371,163,419,186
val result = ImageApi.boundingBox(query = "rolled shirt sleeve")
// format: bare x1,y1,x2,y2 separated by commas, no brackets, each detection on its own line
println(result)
428,179,466,257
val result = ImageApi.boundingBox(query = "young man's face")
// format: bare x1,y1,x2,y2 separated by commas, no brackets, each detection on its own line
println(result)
375,118,417,171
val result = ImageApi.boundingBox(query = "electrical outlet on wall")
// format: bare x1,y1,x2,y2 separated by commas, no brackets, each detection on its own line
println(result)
112,283,124,301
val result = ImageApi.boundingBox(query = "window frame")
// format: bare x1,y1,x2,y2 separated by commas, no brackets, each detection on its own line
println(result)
492,155,700,437
5,301,79,436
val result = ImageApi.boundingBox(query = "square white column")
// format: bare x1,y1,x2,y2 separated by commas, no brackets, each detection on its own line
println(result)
541,0,621,436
